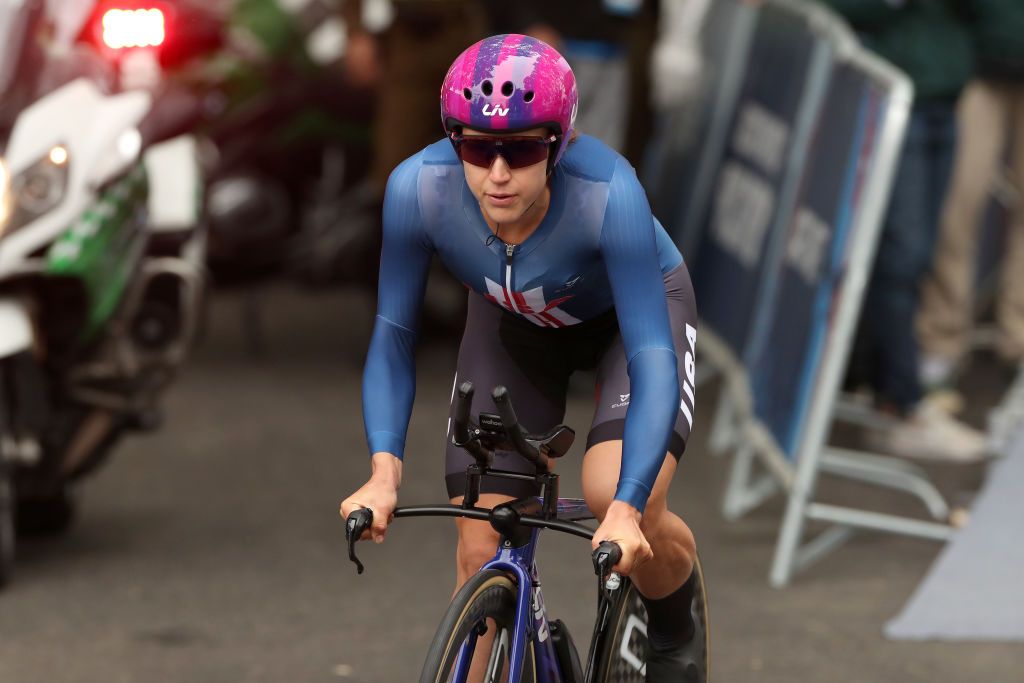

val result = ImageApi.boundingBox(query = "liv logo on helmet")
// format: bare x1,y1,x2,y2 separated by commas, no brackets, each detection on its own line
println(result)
482,103,510,117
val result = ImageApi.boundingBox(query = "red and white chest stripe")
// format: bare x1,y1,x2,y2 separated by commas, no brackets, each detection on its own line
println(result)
484,274,581,328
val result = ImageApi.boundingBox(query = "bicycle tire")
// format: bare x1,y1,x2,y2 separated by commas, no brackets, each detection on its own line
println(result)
420,569,536,683
592,554,710,682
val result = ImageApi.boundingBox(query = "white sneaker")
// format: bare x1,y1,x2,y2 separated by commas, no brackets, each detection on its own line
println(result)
918,354,957,390
921,388,965,416
865,402,988,463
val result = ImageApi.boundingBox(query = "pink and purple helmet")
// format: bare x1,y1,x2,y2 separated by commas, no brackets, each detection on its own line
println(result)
440,34,579,171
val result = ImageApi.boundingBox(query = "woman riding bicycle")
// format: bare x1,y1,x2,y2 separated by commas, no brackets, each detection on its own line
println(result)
340,34,702,682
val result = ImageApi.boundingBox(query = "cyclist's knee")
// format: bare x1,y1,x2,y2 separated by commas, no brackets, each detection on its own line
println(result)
452,494,514,580
640,504,697,564
456,522,500,577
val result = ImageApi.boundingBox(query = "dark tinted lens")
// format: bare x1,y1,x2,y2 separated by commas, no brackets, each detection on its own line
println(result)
457,137,552,169
457,138,499,168
500,139,552,168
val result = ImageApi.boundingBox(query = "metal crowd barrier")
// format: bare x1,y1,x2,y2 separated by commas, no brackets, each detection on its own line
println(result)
648,0,955,586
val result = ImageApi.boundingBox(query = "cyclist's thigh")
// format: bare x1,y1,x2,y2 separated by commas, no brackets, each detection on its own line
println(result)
445,293,569,500
582,442,678,520
588,263,699,461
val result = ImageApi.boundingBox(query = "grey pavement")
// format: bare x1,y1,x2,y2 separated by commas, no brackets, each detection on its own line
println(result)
0,285,1021,682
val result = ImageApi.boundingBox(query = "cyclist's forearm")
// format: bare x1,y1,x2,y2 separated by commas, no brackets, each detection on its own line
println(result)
370,452,402,489
364,153,432,459
605,499,642,522
362,316,417,458
615,348,680,512
599,157,681,513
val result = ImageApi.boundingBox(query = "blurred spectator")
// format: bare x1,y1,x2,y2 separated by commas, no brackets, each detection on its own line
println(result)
649,0,710,113
341,1,483,331
819,0,988,461
343,0,485,200
644,0,710,183
484,0,655,163
917,0,1024,387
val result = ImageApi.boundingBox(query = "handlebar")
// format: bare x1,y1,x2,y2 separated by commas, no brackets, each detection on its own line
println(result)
452,382,474,445
450,382,550,471
451,383,493,466
346,504,623,586
346,385,604,576
491,386,549,471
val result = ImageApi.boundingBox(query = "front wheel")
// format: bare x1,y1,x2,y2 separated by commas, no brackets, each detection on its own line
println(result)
419,569,536,683
592,554,710,682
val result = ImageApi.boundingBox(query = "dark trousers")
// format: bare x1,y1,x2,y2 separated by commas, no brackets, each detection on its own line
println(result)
371,2,485,194
862,99,958,411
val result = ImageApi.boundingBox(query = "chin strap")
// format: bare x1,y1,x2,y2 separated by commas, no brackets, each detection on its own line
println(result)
482,184,548,247
485,223,502,246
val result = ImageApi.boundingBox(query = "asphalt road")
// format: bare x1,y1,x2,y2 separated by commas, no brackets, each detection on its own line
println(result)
0,285,1020,682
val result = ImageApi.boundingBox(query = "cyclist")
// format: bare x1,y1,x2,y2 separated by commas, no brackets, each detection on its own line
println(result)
340,34,702,682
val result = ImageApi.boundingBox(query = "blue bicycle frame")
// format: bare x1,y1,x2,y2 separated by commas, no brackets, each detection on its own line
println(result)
347,382,623,682
449,497,596,683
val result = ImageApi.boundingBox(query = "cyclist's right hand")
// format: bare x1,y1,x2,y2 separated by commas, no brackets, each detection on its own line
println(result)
340,452,402,544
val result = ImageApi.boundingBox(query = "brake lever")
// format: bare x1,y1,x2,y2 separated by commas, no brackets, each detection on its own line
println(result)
345,508,374,575
592,541,623,598
592,541,623,577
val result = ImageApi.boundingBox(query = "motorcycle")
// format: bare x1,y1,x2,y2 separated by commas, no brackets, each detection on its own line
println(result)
0,0,205,586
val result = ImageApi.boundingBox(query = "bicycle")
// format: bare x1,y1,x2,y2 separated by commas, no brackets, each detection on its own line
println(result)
345,382,710,682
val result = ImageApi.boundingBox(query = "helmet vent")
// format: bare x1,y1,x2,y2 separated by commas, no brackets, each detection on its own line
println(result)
463,88,472,100
523,90,535,103
501,81,514,97
482,80,493,96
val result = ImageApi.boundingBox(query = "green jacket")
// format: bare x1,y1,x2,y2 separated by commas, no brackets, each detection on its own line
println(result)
968,0,1024,81
816,0,974,99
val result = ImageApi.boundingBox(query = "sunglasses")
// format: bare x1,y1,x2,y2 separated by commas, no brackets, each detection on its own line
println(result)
451,133,558,170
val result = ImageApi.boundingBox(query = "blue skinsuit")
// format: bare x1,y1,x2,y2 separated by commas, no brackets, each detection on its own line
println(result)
363,134,684,511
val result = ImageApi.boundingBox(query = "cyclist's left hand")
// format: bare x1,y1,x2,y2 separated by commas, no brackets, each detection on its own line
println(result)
592,501,653,576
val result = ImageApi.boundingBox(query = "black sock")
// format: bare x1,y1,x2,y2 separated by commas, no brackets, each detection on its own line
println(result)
639,571,696,650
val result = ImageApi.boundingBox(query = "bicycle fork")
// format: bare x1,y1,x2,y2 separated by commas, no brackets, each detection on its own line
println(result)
451,549,624,683
454,550,563,683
